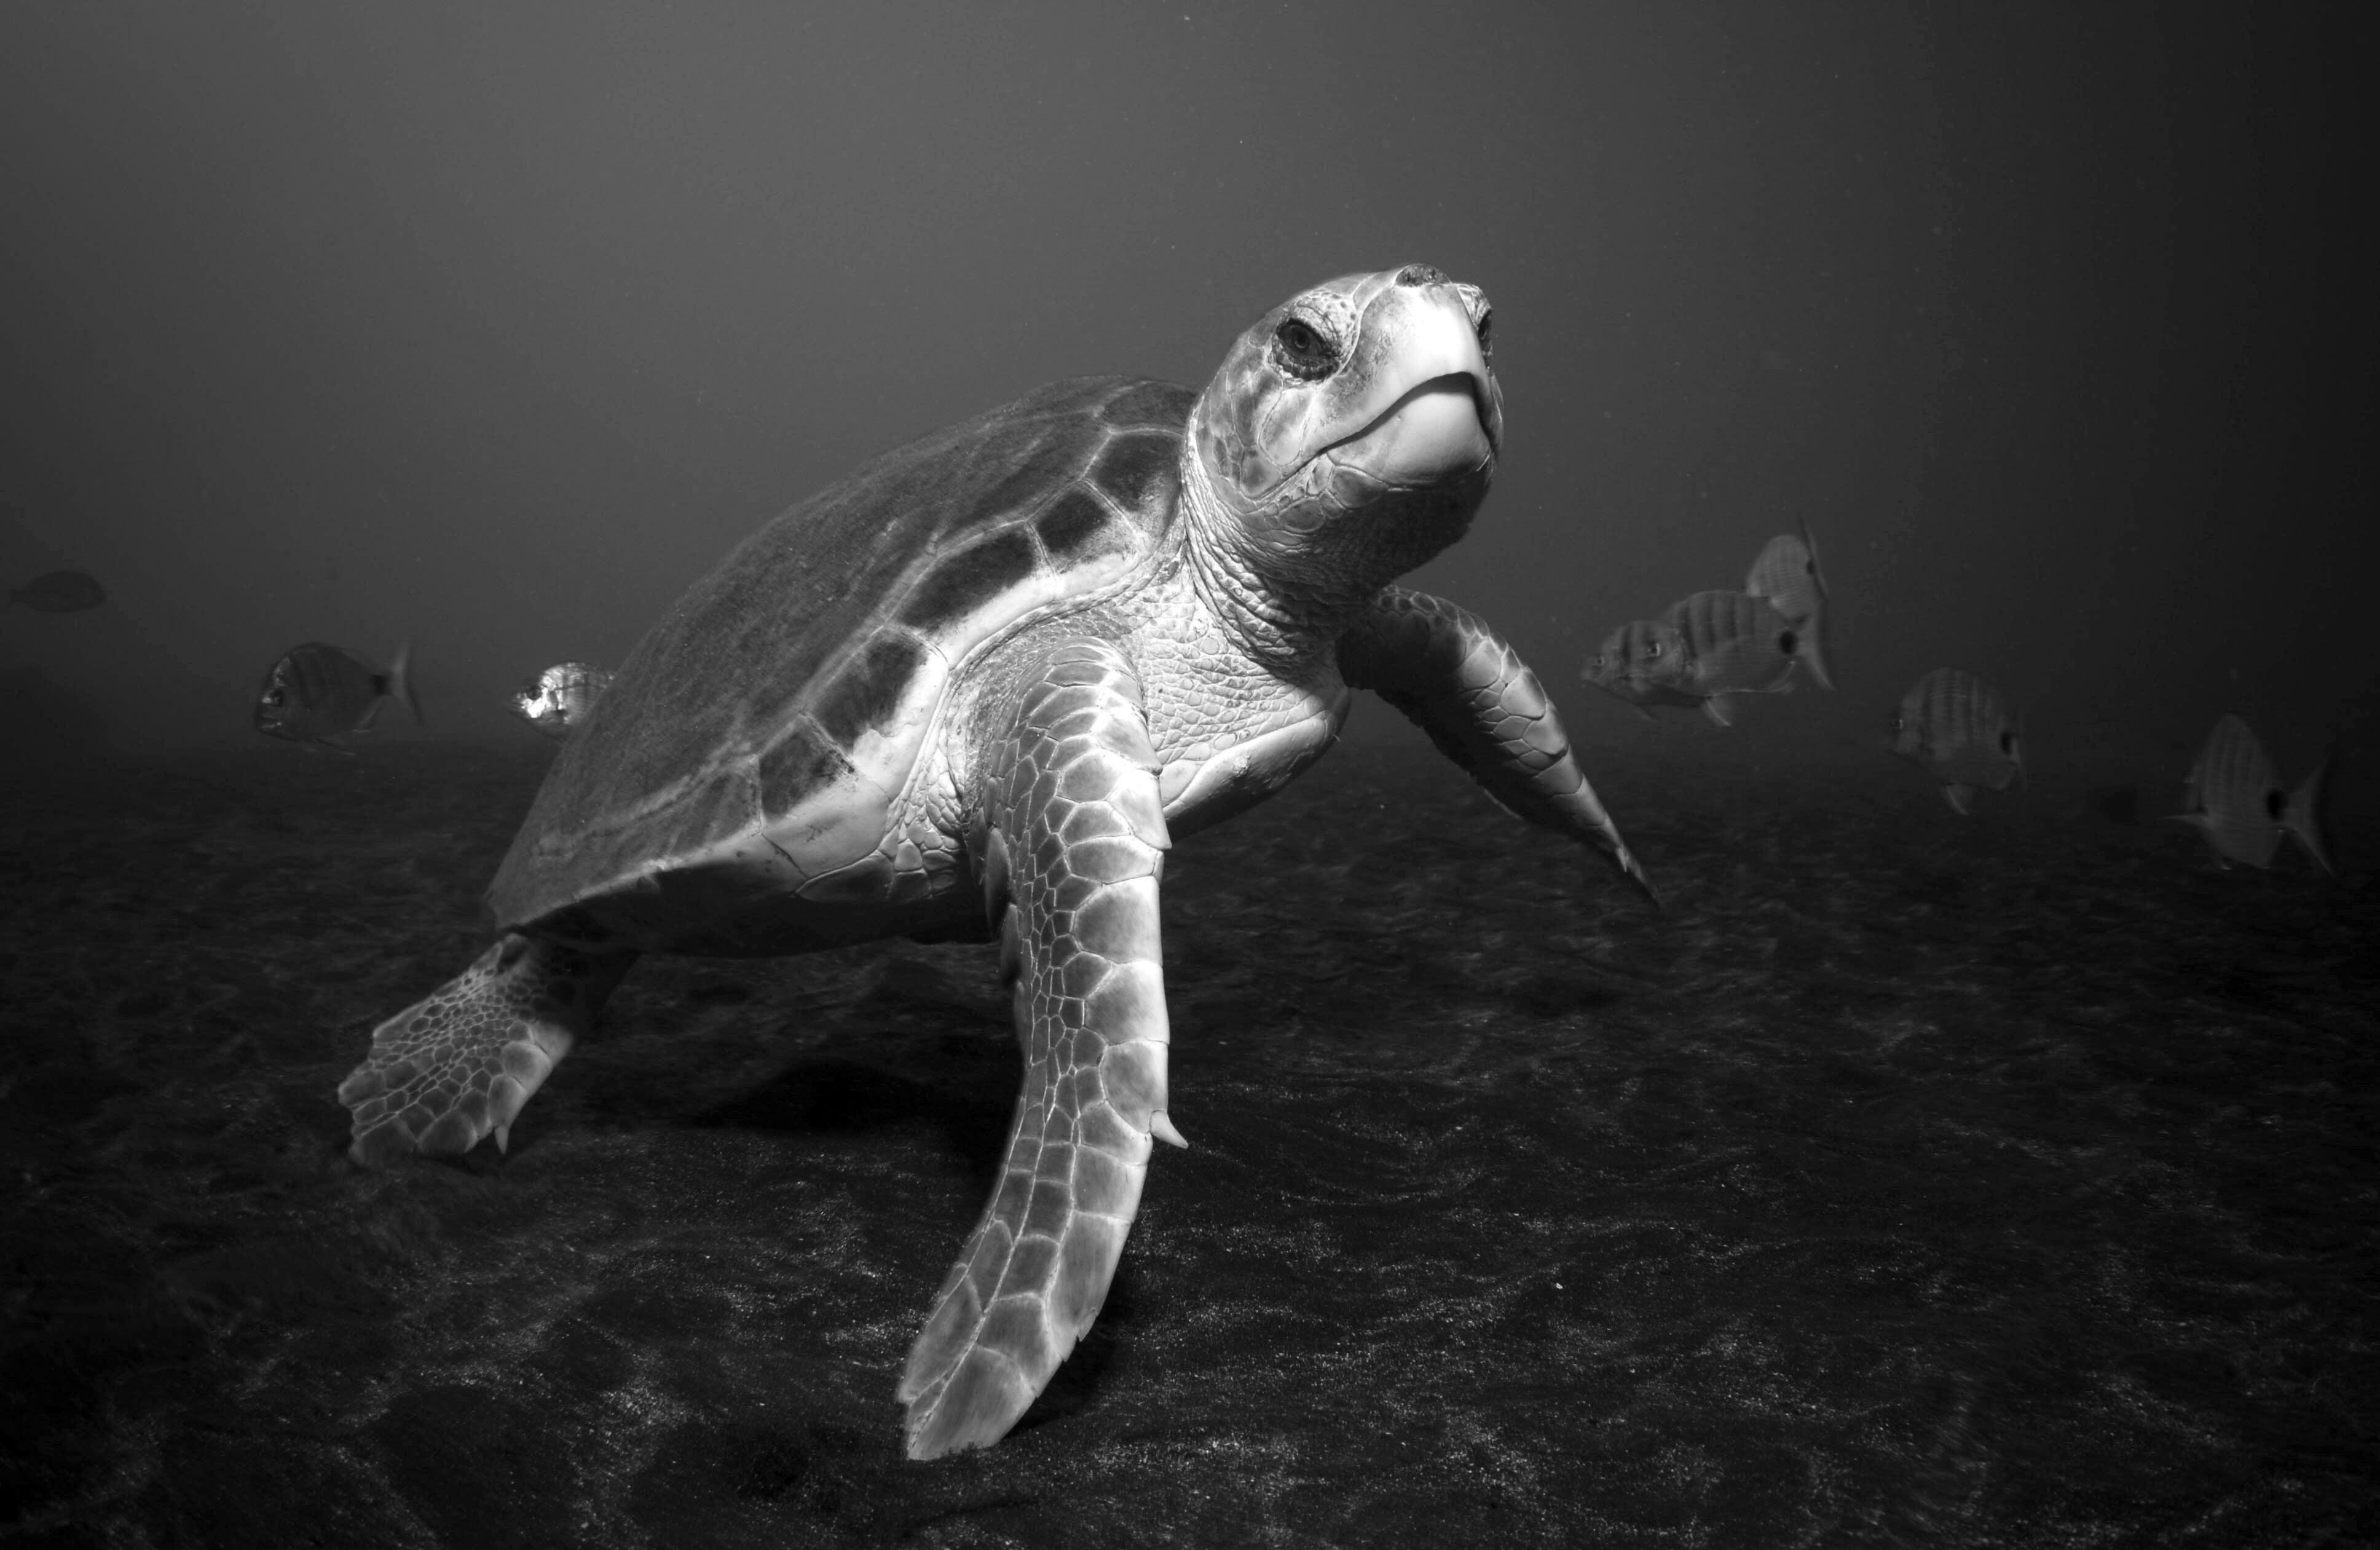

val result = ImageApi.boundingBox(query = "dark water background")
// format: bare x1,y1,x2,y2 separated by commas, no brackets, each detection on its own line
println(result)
4,736,2371,1548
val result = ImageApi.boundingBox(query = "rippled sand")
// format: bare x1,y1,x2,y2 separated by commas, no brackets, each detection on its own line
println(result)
2,739,2372,1547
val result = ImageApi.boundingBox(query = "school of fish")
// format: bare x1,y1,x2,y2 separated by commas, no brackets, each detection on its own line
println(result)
1575,524,2335,872
9,503,2335,877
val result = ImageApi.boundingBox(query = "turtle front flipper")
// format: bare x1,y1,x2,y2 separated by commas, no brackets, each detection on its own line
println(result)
1339,587,1661,907
900,638,1178,1460
337,935,633,1166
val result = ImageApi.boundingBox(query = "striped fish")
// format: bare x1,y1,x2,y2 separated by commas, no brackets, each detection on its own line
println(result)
1744,521,1833,689
254,641,420,750
1663,590,1800,727
2172,715,2331,872
512,662,614,740
1888,667,2022,813
1580,618,1703,718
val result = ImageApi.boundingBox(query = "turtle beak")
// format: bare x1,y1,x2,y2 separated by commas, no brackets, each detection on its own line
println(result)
1318,275,1501,484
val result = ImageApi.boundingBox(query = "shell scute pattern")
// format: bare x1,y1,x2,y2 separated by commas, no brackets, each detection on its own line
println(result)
754,723,851,815
814,634,931,748
1089,431,1181,513
898,528,1042,636
491,376,1197,936
1034,489,1127,565
1097,379,1197,430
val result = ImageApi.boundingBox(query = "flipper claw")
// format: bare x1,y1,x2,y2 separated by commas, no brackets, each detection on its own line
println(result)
1151,1110,1189,1149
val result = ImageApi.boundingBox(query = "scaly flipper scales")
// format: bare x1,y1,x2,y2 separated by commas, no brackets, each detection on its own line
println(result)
900,638,1179,1460
337,935,632,1165
1339,586,1661,907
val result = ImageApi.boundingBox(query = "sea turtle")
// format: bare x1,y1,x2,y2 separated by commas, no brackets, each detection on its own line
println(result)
339,264,1656,1459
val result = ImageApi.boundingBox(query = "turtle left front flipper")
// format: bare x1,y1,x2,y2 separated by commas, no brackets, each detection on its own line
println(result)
1339,585,1660,907
900,638,1180,1460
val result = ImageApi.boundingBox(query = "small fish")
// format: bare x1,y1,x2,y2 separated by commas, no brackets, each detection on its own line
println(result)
1889,667,2022,813
2170,715,2330,872
1662,590,1800,727
254,641,420,749
1744,523,1833,690
1580,619,1704,718
512,662,613,740
8,570,106,612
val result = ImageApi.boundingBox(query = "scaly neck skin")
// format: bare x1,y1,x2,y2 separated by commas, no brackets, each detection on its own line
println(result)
1175,430,1376,680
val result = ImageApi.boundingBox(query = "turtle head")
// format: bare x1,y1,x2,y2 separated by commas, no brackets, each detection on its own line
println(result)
1189,265,1502,601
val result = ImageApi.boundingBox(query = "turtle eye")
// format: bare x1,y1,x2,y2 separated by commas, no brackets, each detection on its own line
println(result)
1272,316,1338,381
1473,306,1494,362
264,688,284,707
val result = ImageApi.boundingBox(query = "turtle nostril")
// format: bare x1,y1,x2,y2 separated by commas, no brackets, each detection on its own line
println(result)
1395,264,1448,287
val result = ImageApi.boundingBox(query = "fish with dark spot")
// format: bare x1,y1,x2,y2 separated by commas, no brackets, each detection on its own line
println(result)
513,662,613,740
1889,666,2022,813
1744,522,1833,689
254,641,420,750
2171,714,2331,872
8,570,106,612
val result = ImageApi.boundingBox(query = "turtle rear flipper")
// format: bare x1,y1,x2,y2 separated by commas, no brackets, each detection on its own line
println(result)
900,639,1178,1460
338,935,632,1165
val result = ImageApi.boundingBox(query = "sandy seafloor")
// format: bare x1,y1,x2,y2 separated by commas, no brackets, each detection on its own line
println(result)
1,736,2373,1549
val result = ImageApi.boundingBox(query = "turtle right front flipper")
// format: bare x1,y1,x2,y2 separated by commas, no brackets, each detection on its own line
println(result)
1340,585,1660,907
899,638,1178,1460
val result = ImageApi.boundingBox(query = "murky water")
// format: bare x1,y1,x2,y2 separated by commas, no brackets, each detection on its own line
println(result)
3,741,2372,1547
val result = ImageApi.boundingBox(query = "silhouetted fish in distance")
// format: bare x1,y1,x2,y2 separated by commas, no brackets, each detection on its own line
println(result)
254,641,420,751
1743,523,1833,689
512,662,613,740
8,570,106,612
1889,667,2023,813
1580,618,1704,718
2171,715,2331,872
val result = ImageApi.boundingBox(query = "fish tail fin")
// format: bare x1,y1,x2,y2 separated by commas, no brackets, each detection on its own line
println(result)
1701,695,1735,729
2283,754,2335,875
1942,782,1974,815
1797,605,1836,690
384,639,424,726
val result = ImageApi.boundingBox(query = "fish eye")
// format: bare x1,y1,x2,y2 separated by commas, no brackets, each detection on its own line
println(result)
1645,641,1661,657
1272,316,1339,381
